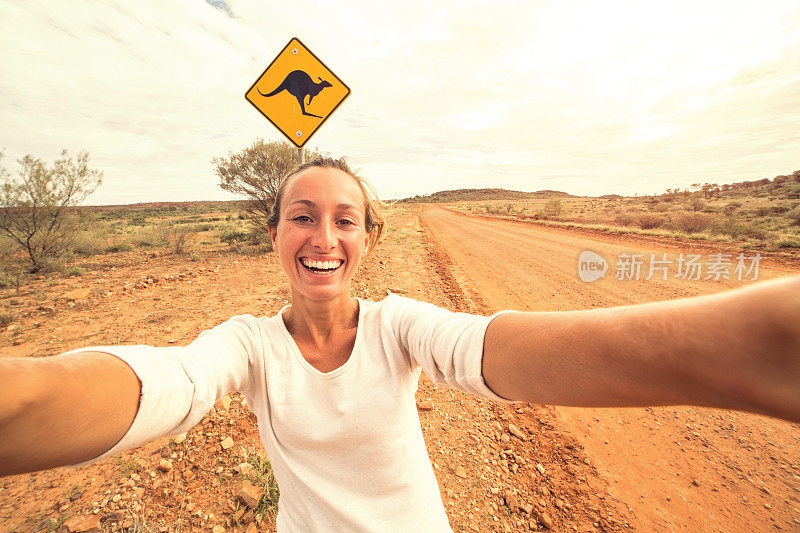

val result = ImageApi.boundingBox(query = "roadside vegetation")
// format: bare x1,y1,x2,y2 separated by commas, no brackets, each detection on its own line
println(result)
442,171,800,252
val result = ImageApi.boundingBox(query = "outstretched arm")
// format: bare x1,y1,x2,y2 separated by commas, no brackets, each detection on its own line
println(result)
0,352,140,476
482,275,800,422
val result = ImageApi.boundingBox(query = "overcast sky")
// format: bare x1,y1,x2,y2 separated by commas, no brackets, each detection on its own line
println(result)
1,1,799,205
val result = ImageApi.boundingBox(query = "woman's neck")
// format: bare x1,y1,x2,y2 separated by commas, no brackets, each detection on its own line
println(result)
283,290,359,346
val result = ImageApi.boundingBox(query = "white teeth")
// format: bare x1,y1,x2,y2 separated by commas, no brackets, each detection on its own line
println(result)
301,258,342,270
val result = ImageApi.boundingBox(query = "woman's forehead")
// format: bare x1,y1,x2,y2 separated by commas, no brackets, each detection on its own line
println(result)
283,167,365,208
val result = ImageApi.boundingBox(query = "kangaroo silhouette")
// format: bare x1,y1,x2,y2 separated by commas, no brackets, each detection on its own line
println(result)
258,70,332,118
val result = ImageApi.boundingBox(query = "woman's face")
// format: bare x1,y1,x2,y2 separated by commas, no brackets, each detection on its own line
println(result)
268,167,372,303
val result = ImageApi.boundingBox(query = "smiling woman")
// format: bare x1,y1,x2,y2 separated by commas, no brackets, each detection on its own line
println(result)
1,156,800,532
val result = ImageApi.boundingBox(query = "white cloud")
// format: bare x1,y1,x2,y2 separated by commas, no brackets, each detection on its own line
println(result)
1,0,799,204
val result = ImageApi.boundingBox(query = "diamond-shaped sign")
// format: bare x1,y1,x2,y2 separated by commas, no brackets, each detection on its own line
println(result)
244,37,350,148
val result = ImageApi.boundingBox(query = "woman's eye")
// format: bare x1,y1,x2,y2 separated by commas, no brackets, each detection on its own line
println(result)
338,219,355,225
293,215,312,222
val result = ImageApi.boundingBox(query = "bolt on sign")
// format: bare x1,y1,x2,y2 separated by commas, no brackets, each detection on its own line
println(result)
244,37,351,148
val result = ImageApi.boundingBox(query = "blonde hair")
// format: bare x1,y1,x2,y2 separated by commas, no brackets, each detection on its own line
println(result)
266,157,386,253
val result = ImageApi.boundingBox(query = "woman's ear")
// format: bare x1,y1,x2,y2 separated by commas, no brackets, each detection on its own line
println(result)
268,226,278,248
363,228,373,253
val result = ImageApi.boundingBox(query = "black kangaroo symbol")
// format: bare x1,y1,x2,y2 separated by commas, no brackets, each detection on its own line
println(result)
258,70,332,118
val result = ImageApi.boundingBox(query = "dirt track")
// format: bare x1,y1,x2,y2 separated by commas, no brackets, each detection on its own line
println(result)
421,204,800,532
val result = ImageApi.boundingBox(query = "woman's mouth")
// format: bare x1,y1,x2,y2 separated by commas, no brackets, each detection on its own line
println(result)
300,257,344,274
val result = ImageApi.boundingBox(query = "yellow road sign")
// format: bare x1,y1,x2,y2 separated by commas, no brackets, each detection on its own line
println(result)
244,37,350,148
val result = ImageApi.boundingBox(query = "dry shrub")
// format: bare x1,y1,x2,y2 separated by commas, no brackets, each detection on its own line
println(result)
636,213,665,229
615,214,635,226
670,212,716,234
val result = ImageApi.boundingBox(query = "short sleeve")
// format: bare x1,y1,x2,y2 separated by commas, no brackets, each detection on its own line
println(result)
62,314,260,466
382,294,522,403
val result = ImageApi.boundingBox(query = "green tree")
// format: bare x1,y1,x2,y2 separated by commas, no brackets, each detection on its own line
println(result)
0,149,102,272
212,140,317,237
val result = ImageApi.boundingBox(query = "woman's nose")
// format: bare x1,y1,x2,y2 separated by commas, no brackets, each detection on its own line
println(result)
311,220,336,249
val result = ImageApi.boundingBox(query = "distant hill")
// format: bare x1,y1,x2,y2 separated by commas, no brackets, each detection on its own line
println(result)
399,188,574,203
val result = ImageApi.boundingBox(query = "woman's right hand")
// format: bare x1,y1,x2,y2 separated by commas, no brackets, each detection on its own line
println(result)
0,351,140,476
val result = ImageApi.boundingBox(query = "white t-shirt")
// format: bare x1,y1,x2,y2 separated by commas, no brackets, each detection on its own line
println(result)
65,294,518,532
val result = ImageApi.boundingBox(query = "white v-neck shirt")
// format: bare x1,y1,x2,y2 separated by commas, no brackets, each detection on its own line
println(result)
66,294,518,532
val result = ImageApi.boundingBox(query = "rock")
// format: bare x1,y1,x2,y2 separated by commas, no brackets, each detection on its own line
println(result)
38,305,56,314
538,511,554,529
504,490,518,509
416,399,434,411
173,433,187,444
235,483,263,509
158,459,172,472
508,424,527,440
60,288,91,300
520,503,534,515
554,499,564,510
455,467,467,478
221,395,232,411
221,437,234,450
245,523,259,533
60,514,100,532
212,527,226,533
235,463,254,476
536,463,546,476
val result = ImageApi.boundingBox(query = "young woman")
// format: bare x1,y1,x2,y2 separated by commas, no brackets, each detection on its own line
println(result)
1,157,799,532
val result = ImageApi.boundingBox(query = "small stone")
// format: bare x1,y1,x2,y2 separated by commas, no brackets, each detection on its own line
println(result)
212,527,226,533
554,499,564,509
520,503,534,515
245,524,259,533
158,459,173,472
692,479,700,487
173,433,187,444
60,514,101,532
221,437,234,450
536,463,546,476
416,399,434,411
508,423,527,440
455,467,467,478
235,483,263,509
221,395,232,410
61,288,91,300
236,463,254,476
539,512,554,530
122,519,132,528
764,503,772,510
504,490,518,509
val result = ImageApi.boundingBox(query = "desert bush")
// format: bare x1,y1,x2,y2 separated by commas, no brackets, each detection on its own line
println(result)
787,207,800,226
0,311,15,327
165,226,192,255
105,243,134,253
636,213,665,229
66,266,85,277
776,239,800,248
687,195,706,212
220,229,249,245
722,202,742,216
189,252,202,262
72,228,109,257
649,202,669,213
670,212,715,233
0,270,14,288
0,149,102,272
614,214,635,226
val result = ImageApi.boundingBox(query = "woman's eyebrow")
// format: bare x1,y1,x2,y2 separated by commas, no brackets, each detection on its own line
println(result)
287,200,358,210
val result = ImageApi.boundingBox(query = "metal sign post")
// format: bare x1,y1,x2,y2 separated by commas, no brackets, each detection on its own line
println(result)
244,37,350,150
298,148,305,164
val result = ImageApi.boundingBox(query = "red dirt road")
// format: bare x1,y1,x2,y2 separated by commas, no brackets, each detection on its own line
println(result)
420,204,800,532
